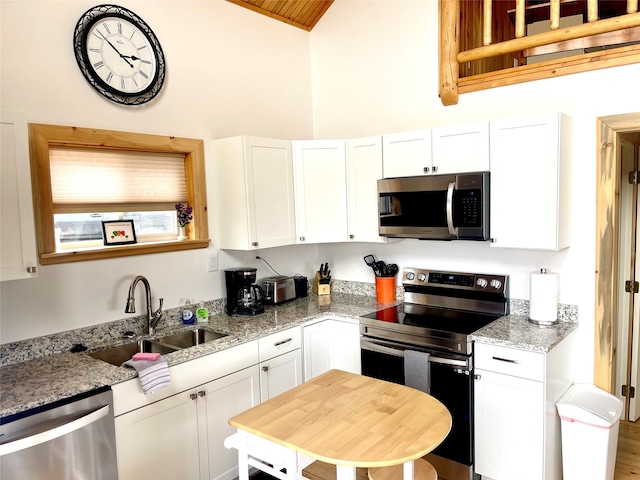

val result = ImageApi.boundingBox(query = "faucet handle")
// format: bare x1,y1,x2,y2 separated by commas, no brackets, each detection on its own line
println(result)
152,298,164,328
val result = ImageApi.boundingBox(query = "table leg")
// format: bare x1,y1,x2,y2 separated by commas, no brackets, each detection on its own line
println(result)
402,461,414,480
336,465,357,480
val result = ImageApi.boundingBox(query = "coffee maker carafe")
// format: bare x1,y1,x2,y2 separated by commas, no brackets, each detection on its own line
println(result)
224,267,265,315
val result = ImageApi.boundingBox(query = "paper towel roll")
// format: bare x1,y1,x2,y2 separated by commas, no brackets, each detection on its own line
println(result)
529,268,559,324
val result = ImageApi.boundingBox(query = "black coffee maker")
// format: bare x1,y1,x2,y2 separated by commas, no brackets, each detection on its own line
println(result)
224,267,265,315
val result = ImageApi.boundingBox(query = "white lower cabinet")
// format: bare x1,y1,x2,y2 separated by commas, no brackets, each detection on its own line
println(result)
302,318,361,381
258,327,303,401
113,341,260,480
473,334,574,480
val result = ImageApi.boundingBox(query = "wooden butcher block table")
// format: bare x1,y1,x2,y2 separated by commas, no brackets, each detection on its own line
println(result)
226,369,452,480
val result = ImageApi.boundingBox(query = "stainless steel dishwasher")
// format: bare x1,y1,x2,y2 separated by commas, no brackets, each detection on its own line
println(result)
0,386,118,479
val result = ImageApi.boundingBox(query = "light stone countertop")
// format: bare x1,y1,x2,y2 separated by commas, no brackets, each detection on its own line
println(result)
0,291,576,420
0,292,390,419
470,314,578,352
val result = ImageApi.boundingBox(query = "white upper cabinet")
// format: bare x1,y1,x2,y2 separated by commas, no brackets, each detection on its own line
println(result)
489,113,571,250
1,110,38,281
382,130,437,178
293,140,348,244
347,136,385,243
382,129,433,178
214,136,296,250
432,121,490,174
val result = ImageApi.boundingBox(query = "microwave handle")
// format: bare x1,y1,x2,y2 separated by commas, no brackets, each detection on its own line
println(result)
446,182,458,236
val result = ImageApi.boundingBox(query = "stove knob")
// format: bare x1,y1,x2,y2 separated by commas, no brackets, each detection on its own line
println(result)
490,279,503,289
417,273,427,282
476,278,488,288
406,272,415,281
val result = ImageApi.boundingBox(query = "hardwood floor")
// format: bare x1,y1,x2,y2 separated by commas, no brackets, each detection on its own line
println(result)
301,420,639,480
615,420,640,479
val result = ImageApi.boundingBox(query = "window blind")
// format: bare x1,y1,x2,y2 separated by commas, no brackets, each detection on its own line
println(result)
50,147,187,212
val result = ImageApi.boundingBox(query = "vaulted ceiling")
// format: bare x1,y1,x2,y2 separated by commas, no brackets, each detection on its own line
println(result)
227,0,334,31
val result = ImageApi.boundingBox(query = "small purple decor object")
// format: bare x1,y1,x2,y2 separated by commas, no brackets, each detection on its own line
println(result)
175,203,193,227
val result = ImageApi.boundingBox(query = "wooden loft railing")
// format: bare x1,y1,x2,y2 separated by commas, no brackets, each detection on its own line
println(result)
439,0,640,106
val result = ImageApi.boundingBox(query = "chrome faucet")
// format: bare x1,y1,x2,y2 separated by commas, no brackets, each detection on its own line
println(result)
125,275,164,336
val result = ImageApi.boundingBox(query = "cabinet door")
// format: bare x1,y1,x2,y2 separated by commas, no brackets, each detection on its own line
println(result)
432,121,489,174
490,113,570,250
246,137,296,249
1,110,38,281
474,369,544,480
382,130,432,178
260,349,303,402
302,319,361,381
347,136,385,243
293,140,348,244
115,389,200,480
202,365,260,480
214,136,295,250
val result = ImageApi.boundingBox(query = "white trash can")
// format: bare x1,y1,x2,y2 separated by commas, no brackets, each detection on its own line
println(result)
556,383,624,480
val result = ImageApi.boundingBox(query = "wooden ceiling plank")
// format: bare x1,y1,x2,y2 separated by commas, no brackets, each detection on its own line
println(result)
227,0,311,30
226,0,332,31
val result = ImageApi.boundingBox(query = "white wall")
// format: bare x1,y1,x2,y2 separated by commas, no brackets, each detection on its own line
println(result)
0,0,317,343
309,0,640,383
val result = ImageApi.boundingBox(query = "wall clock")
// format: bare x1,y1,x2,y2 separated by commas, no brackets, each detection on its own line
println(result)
73,4,166,105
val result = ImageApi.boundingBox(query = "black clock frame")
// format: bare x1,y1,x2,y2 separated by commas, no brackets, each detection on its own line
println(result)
73,4,166,106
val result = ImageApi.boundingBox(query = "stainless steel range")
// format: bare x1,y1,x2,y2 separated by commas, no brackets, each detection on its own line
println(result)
360,267,509,480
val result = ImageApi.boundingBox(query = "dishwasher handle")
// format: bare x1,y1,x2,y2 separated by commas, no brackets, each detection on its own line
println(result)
0,405,110,456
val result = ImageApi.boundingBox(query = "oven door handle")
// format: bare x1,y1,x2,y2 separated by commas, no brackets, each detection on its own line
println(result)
446,181,458,237
361,339,469,368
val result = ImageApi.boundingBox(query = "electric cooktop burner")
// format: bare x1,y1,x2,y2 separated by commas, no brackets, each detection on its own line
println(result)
361,304,501,336
360,267,509,355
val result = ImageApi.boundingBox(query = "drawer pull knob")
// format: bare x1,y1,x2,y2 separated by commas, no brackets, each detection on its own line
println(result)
274,338,292,347
492,356,521,364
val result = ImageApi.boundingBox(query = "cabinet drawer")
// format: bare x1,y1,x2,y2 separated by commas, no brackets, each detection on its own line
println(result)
474,342,544,381
259,327,301,362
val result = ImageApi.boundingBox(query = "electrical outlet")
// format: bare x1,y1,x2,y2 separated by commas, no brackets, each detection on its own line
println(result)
207,252,218,272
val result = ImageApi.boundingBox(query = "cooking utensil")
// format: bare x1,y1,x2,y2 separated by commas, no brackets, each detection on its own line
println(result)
375,261,386,277
364,255,379,276
386,263,399,277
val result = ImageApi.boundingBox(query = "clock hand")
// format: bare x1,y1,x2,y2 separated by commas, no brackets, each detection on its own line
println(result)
96,30,134,68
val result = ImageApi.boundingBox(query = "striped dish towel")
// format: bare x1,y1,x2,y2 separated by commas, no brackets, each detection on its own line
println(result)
122,356,171,394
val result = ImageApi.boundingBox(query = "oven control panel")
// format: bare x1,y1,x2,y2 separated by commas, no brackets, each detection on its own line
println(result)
403,267,508,294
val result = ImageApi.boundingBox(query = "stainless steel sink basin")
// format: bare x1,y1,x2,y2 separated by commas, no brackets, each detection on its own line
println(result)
88,340,179,366
157,329,228,349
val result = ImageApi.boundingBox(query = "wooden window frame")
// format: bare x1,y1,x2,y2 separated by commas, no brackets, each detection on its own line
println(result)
439,0,640,106
29,124,210,265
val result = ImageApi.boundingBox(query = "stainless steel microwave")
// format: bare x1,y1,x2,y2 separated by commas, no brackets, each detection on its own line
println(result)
377,172,490,240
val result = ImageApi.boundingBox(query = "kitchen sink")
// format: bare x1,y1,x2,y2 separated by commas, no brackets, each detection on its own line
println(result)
88,340,179,366
156,329,228,349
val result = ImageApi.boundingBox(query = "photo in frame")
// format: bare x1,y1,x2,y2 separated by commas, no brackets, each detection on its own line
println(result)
101,220,137,245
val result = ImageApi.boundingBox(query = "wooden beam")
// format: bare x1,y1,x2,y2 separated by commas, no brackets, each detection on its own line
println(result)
439,0,460,106
523,26,640,56
483,0,492,45
550,0,560,30
516,0,526,38
629,0,639,14
458,11,640,63
588,0,598,21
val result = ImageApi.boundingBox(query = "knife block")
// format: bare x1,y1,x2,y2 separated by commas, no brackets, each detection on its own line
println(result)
312,272,330,296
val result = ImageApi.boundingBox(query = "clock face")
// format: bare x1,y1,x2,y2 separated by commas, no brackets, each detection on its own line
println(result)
73,5,166,105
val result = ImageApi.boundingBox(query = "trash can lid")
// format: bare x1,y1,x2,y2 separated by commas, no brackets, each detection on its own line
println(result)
556,383,623,428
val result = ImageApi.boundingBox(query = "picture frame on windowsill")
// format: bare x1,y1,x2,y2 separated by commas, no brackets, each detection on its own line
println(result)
102,220,137,246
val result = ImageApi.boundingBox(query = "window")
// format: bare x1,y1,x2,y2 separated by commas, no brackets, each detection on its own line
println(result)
29,123,209,265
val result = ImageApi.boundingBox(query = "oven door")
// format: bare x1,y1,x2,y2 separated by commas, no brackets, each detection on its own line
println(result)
360,337,474,468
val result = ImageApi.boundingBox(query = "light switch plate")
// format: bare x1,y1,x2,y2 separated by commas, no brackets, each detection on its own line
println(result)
207,252,218,272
